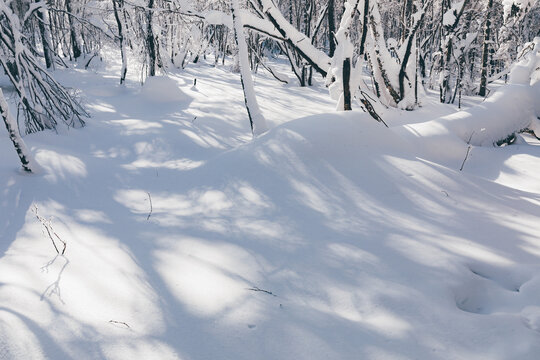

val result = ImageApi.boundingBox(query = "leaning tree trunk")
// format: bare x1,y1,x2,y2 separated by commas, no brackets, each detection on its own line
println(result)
478,0,494,97
231,0,268,136
254,0,331,77
0,88,38,173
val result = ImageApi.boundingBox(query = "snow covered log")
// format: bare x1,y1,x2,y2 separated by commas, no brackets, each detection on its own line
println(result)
397,38,540,166
405,83,538,146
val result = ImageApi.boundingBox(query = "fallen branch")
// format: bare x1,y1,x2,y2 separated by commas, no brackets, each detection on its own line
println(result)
495,133,517,147
146,192,153,221
109,320,130,328
246,286,277,297
520,128,540,140
460,132,474,171
359,91,388,127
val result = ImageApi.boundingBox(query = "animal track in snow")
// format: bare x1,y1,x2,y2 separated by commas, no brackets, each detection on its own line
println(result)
453,262,540,332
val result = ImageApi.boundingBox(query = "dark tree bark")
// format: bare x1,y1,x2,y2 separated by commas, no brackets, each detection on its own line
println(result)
64,0,81,59
358,0,369,56
36,2,54,69
328,0,336,57
343,57,352,110
113,0,127,83
401,0,414,43
478,0,494,97
146,0,157,77
398,2,429,102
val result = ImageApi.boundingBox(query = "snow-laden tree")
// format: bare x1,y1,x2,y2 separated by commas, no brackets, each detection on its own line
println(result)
231,0,268,135
0,2,87,172
0,2,86,133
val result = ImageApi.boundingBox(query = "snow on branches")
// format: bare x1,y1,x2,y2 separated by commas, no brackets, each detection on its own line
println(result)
0,2,87,134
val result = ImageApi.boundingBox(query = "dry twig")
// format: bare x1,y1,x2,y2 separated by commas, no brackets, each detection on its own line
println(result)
32,205,67,254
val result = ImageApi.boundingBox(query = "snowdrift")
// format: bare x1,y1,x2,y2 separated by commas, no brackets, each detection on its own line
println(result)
140,76,191,103
395,83,539,167
1,61,540,360
396,37,540,168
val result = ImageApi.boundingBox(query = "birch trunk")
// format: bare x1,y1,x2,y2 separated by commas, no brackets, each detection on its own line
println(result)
0,89,38,173
231,0,268,136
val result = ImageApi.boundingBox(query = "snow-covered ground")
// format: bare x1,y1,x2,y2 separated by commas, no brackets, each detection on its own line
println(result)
1,57,540,360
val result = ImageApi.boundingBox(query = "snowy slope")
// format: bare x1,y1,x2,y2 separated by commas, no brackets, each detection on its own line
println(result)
1,60,540,360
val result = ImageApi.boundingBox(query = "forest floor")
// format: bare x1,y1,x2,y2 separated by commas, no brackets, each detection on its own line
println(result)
1,55,540,360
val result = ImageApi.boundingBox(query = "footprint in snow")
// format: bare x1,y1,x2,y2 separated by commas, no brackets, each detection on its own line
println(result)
453,262,540,332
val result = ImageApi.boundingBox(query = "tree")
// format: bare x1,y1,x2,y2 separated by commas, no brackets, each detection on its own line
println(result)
0,2,87,171
478,0,495,96
231,0,268,135
0,88,38,173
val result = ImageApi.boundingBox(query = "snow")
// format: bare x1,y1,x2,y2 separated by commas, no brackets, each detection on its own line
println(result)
1,53,540,360
443,9,456,27
503,0,539,20
141,76,191,103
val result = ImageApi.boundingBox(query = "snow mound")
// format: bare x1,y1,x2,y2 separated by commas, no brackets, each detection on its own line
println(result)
395,82,539,168
141,76,190,103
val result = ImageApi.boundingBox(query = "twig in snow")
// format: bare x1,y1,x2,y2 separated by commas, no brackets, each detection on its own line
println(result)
146,192,153,221
109,320,130,328
32,205,67,254
460,131,474,172
359,91,388,127
246,286,277,297
460,146,472,171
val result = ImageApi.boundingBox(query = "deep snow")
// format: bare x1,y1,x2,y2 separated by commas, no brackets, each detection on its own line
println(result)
1,56,540,360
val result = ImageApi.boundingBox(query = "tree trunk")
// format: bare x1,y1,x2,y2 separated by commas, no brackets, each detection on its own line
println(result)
231,0,268,136
328,0,336,57
478,0,494,97
113,0,128,84
400,0,414,43
0,88,38,173
36,2,54,69
254,0,331,77
358,0,369,56
64,0,81,59
440,36,453,103
146,0,157,77
343,58,352,110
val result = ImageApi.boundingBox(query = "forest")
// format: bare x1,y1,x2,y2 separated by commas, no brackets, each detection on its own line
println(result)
0,0,540,359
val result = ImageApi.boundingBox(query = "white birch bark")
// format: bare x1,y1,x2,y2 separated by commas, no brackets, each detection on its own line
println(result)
0,88,39,173
231,0,268,136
